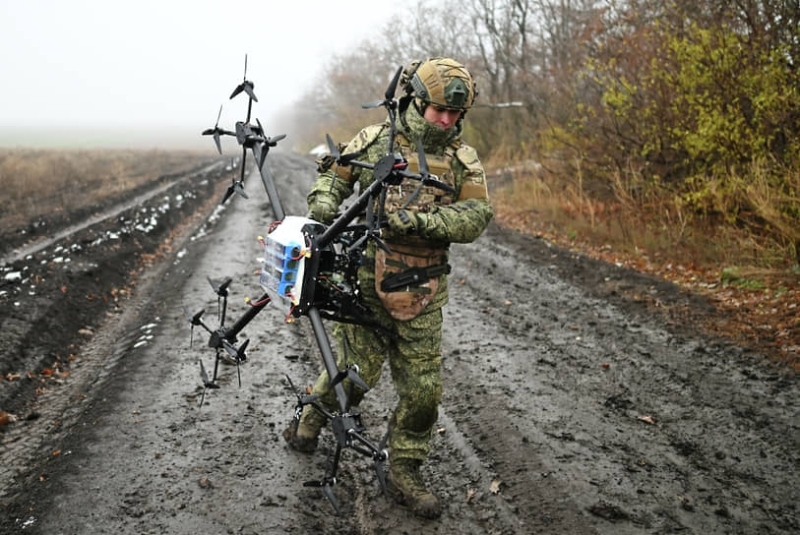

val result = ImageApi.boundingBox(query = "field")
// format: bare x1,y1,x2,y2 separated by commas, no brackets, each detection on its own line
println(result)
0,148,213,256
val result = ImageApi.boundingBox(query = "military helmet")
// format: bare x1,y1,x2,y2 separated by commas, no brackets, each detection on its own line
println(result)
403,57,477,111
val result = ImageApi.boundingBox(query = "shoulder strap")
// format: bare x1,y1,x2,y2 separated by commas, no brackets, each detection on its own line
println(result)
331,123,387,182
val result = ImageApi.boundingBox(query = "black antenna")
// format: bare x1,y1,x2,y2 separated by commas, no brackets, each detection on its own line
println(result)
362,66,403,154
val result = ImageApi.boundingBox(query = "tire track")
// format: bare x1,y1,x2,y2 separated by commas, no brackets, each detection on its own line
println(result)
0,161,225,266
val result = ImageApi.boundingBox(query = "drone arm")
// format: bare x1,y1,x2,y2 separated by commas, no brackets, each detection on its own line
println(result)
252,143,285,221
345,428,388,461
317,173,388,249
307,307,352,414
221,292,271,344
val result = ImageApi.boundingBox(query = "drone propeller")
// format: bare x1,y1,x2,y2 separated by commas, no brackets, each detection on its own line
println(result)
267,133,286,146
348,198,389,254
330,364,370,392
182,306,207,327
324,133,361,166
221,143,250,205
256,119,287,147
304,441,344,514
207,276,232,297
201,104,225,154
220,156,246,205
233,180,248,198
303,477,341,514
197,357,220,407
361,65,403,111
220,337,248,387
229,54,258,102
183,306,213,347
285,374,320,408
402,138,434,209
199,358,219,388
207,276,232,323
221,178,249,205
221,183,236,205
221,337,248,363
254,119,286,169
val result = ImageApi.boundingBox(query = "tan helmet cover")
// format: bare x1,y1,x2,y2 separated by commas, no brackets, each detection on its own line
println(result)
404,57,476,110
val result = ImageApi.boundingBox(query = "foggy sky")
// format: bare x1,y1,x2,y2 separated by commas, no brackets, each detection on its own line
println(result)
0,0,399,147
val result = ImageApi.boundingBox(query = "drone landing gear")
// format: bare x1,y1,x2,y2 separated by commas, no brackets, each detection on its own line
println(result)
302,413,390,514
287,374,390,513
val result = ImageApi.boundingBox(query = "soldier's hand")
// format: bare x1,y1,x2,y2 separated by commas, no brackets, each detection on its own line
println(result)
315,154,336,173
387,210,420,235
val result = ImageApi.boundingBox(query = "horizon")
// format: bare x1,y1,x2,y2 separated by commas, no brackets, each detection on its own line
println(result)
0,1,400,144
0,124,310,153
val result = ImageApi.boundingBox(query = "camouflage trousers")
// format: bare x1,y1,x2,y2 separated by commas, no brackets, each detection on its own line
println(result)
300,303,444,463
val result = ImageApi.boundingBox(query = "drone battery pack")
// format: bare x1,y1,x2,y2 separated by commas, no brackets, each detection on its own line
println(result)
259,216,317,306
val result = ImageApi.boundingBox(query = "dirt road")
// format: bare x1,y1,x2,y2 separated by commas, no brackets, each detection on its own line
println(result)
1,152,797,534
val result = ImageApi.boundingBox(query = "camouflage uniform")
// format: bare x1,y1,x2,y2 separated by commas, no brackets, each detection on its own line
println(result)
288,57,492,517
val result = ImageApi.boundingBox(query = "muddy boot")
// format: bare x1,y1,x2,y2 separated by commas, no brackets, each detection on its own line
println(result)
387,458,442,519
282,410,324,453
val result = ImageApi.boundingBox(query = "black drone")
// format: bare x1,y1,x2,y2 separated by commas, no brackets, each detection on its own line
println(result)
189,56,454,513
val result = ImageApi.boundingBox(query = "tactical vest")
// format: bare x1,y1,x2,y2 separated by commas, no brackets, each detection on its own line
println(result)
323,125,488,319
382,133,459,215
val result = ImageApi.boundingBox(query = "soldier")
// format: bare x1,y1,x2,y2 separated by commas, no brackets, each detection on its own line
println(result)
284,57,493,519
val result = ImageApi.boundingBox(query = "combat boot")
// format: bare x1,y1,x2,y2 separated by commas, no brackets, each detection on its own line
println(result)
386,458,442,519
282,410,324,453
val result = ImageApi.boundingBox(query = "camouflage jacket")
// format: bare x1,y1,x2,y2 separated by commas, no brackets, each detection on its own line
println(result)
308,119,493,250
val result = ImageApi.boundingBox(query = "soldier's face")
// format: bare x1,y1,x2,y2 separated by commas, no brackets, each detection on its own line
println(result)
423,104,462,130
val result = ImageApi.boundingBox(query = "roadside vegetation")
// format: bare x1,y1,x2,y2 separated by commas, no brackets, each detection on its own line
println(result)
273,0,798,366
0,148,207,234
278,0,798,272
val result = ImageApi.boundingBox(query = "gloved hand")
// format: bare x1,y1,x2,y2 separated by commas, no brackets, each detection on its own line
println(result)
307,195,339,224
387,209,421,235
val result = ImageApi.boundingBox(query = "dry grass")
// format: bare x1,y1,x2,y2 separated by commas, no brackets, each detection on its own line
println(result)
0,148,207,231
490,159,799,273
489,161,800,369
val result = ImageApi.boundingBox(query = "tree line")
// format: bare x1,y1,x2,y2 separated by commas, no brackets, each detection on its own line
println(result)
275,0,799,263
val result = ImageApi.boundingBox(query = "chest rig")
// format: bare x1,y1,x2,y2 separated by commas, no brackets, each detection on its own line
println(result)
366,134,459,320
382,134,459,215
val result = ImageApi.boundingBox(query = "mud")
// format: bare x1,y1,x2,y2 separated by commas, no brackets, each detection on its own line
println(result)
0,152,797,534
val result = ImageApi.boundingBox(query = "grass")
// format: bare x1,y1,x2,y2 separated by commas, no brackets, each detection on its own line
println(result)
0,148,209,233
488,160,800,370
488,159,799,278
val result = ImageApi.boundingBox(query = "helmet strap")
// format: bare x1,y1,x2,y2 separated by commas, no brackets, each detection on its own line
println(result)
398,94,413,115
412,97,427,117
398,95,413,133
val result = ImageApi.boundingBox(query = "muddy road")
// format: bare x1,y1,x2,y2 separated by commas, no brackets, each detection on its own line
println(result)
1,152,797,534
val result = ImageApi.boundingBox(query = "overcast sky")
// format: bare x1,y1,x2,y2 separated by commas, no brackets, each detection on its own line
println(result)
0,0,399,145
